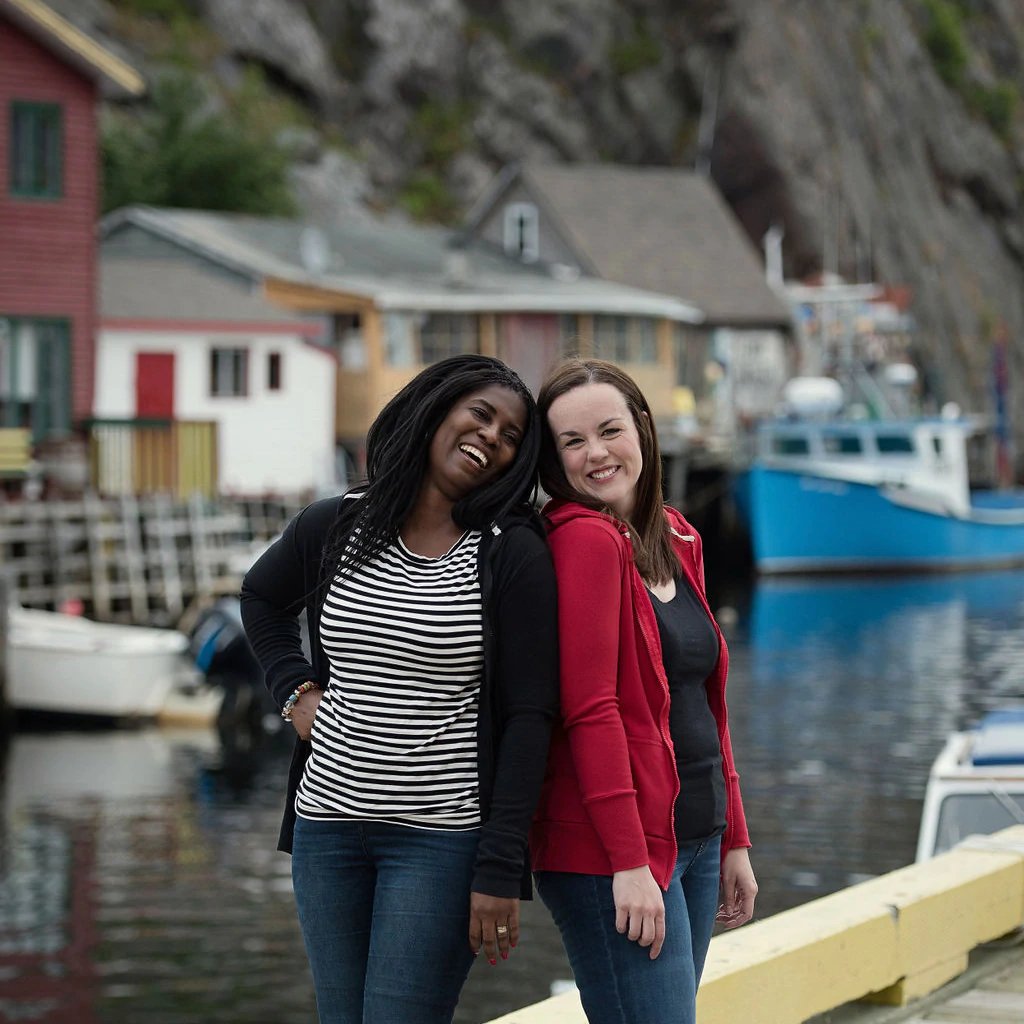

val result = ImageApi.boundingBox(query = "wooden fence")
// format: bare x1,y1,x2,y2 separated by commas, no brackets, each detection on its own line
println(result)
0,494,304,626
89,420,219,499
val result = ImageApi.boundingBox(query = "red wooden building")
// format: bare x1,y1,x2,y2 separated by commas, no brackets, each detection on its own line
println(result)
0,0,142,448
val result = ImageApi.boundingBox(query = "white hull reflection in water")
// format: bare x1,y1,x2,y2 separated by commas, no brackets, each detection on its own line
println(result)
4,729,218,812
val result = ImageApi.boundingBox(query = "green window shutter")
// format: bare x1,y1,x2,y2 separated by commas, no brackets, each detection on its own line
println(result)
10,102,63,199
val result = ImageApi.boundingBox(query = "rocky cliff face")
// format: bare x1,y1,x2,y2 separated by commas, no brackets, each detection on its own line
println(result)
64,0,1024,460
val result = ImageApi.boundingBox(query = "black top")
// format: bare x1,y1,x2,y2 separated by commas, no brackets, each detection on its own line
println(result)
648,576,727,843
240,496,559,899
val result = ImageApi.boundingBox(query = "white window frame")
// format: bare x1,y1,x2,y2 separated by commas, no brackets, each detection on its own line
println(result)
503,202,540,263
210,346,249,398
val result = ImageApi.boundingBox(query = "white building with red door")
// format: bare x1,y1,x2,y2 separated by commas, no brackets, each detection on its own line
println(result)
97,205,702,483
95,253,337,497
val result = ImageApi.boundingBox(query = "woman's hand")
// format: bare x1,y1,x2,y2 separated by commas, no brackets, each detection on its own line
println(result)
612,865,666,959
469,894,519,965
289,687,323,740
717,847,757,929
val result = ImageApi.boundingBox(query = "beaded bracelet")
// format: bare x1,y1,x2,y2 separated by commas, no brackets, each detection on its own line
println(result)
282,680,319,721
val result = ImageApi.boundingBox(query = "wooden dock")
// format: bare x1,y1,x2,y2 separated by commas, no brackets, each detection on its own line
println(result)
813,938,1024,1024
0,495,304,627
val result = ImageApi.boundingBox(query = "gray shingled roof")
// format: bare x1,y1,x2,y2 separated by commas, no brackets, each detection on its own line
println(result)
518,165,792,328
99,206,703,322
100,258,310,324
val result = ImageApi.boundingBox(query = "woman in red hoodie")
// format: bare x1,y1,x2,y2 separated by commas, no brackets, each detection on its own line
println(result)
530,359,757,1024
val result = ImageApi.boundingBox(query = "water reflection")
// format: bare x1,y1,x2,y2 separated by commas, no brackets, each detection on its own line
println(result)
728,569,1024,913
1,569,1022,1022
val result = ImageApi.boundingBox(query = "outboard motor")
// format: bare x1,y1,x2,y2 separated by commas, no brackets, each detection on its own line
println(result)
188,597,279,734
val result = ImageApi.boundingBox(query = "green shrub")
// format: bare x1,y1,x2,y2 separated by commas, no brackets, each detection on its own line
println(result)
967,80,1018,139
922,0,968,87
108,0,198,22
397,171,459,224
411,102,474,166
101,69,296,216
610,23,662,77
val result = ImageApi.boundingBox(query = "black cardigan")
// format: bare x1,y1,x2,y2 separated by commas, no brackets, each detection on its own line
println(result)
239,496,559,899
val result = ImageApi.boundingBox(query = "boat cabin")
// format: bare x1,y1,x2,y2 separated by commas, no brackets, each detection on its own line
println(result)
756,418,974,517
916,709,1024,862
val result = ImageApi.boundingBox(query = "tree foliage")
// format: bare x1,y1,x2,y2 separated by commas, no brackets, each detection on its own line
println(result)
101,69,296,216
922,0,969,87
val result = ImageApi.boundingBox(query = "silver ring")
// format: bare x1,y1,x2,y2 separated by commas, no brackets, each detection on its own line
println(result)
496,924,508,935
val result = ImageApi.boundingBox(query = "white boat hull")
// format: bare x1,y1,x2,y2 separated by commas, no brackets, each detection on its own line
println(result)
7,608,189,718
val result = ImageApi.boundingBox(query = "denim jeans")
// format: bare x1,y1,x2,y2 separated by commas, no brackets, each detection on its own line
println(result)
291,816,480,1024
535,834,722,1024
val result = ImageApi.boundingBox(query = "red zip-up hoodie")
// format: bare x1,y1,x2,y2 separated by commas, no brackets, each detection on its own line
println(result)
530,500,750,890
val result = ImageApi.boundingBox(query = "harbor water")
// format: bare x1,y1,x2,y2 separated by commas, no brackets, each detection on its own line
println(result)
2,569,1023,1024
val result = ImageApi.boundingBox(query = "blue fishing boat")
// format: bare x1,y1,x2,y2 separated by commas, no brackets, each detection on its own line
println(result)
736,413,1024,574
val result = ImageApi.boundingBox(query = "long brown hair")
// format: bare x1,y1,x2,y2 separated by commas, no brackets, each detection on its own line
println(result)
537,359,678,585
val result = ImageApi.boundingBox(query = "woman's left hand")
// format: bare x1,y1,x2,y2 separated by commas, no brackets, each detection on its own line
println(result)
717,848,757,929
469,893,519,965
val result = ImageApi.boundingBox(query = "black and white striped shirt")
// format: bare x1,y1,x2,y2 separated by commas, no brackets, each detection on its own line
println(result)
296,530,484,830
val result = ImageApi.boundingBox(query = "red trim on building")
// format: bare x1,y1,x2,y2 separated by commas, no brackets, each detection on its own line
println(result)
102,318,324,336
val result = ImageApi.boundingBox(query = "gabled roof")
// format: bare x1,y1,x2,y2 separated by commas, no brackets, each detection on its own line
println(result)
101,258,313,326
465,163,792,329
100,206,703,323
0,0,144,99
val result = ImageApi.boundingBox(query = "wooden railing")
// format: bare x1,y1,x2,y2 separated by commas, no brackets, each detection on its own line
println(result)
88,420,218,499
0,428,32,477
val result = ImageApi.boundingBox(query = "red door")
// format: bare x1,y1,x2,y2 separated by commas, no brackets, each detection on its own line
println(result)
135,352,175,418
499,315,561,396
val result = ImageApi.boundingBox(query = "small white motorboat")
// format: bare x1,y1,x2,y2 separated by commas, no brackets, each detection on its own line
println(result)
915,708,1024,862
6,606,189,719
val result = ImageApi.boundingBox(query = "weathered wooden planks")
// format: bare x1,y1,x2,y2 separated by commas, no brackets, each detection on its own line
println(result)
0,494,304,625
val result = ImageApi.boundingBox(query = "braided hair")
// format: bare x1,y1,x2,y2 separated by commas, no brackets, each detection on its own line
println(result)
320,354,538,585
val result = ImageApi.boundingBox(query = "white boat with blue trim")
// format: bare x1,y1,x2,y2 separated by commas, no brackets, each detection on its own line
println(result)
916,709,1024,863
736,410,1024,574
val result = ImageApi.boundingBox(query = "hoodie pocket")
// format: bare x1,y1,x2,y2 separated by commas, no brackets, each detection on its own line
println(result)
628,738,675,840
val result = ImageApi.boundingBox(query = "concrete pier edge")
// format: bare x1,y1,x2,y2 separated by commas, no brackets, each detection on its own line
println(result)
482,826,1024,1024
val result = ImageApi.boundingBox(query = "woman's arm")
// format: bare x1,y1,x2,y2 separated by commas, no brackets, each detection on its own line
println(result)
471,533,560,898
239,500,334,709
552,521,649,869
554,520,667,957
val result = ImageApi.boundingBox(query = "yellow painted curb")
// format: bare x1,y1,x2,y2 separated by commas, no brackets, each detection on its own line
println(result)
481,826,1024,1024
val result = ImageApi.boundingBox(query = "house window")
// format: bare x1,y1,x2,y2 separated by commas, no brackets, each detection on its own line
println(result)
384,313,416,367
0,317,71,440
267,352,282,390
210,347,248,397
559,315,580,357
334,313,367,370
503,203,540,263
418,313,479,364
594,316,660,365
10,102,62,198
674,323,709,396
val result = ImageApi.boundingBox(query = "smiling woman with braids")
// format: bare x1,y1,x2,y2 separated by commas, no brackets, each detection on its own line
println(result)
240,355,559,1024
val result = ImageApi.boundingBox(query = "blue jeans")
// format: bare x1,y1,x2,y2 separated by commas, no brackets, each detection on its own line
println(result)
291,816,480,1024
535,835,722,1024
